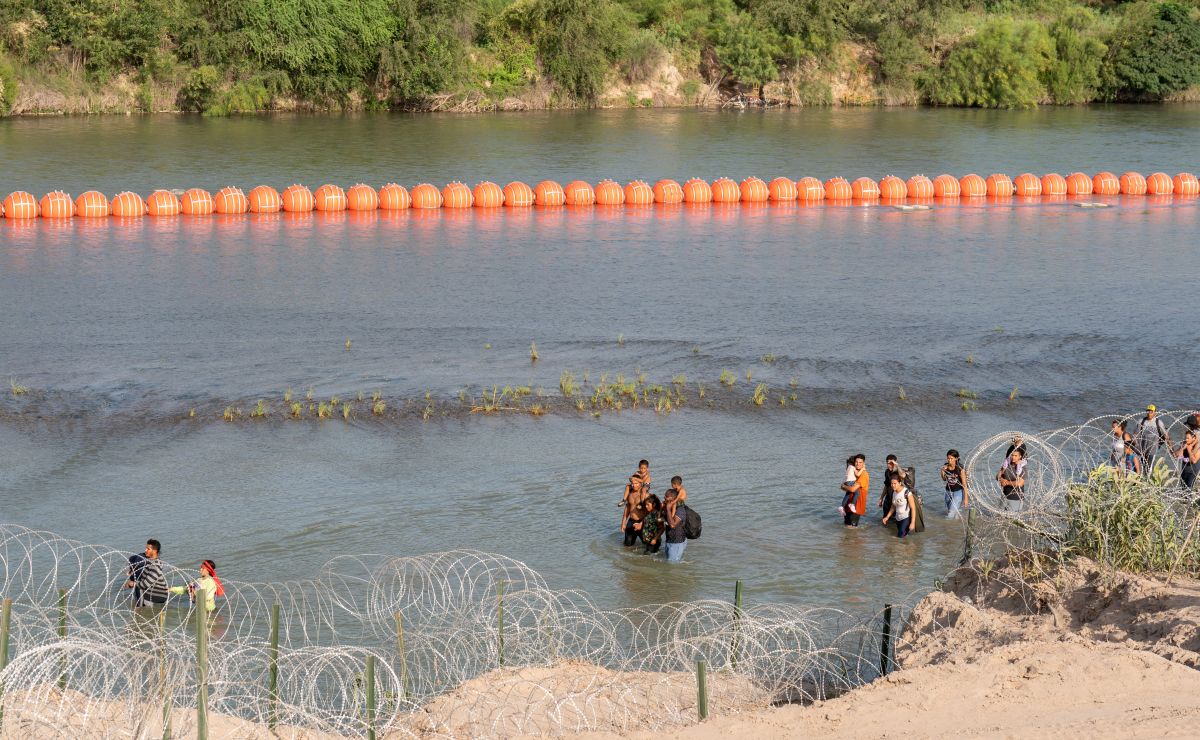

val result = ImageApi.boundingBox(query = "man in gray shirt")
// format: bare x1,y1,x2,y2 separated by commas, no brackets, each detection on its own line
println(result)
125,538,169,608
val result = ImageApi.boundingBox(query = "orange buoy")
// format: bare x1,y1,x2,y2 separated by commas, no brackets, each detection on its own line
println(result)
280,184,313,213
1118,172,1146,195
878,176,906,200
905,175,933,199
146,190,181,217
111,191,146,217
594,180,624,205
564,180,594,206
3,191,39,219
985,174,1013,197
932,175,960,198
39,191,75,219
1064,172,1092,196
1173,172,1199,196
534,180,565,206
214,186,248,214
682,178,712,203
739,177,769,203
411,183,444,209
313,184,347,212
824,177,852,200
1145,172,1173,195
379,183,411,210
767,177,797,201
473,181,505,208
1013,173,1041,197
958,174,986,198
850,177,879,201
180,188,214,215
346,184,379,211
1041,173,1067,196
1092,171,1119,196
441,182,473,209
247,185,282,213
75,191,110,218
653,179,684,204
502,181,534,207
711,177,740,203
797,177,825,201
624,180,654,205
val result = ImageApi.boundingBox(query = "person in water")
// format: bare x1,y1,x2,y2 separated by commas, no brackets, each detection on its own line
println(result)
838,456,856,515
997,448,1027,512
125,538,168,609
639,494,663,554
1175,429,1200,491
618,459,652,507
1109,420,1133,467
841,454,869,528
878,455,909,519
1135,405,1172,472
169,559,224,612
662,488,689,562
940,449,969,519
881,476,917,538
621,475,649,537
1121,438,1143,476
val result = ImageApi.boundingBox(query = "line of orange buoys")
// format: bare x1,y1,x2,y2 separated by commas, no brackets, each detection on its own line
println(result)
2,172,1197,220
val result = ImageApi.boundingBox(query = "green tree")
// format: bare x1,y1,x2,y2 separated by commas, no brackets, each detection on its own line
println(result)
522,0,634,103
755,0,841,64
715,11,778,97
1101,1,1200,100
923,18,1054,108
1043,7,1105,104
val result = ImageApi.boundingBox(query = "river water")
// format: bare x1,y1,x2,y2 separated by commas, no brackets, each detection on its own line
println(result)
1,107,1198,614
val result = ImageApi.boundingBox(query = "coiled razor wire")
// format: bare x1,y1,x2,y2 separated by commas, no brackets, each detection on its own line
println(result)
0,410,1195,737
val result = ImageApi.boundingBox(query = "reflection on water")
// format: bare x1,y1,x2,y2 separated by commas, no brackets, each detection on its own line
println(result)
1,108,1198,611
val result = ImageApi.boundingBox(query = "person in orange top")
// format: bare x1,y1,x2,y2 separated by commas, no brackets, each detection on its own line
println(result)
840,453,869,528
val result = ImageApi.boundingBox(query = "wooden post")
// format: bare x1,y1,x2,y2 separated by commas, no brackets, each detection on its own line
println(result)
695,660,708,721
394,612,409,702
961,507,977,565
880,604,893,676
57,588,67,691
160,609,171,740
0,597,12,728
196,589,208,740
496,581,506,668
730,580,744,670
268,603,280,730
365,655,376,740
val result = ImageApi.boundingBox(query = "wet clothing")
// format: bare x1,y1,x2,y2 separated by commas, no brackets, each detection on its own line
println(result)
891,487,912,521
665,504,688,544
999,460,1026,501
1135,416,1169,466
131,556,168,607
844,469,869,526
943,462,965,518
640,511,662,546
170,574,219,612
1178,446,1199,490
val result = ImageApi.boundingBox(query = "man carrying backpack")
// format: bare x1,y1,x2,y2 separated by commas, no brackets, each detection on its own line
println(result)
663,488,690,563
1135,405,1173,472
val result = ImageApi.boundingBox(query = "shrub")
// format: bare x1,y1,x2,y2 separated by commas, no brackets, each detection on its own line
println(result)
714,11,779,96
178,65,220,111
1101,1,1200,101
622,28,665,83
0,54,15,114
523,0,634,103
923,18,1053,108
1043,7,1106,104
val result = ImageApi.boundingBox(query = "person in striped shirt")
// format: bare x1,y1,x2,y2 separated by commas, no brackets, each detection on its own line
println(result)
125,538,169,608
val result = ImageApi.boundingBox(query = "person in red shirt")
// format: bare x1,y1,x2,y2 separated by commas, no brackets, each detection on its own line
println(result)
840,454,869,528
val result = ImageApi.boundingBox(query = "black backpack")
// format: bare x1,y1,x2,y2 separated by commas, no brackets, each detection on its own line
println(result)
682,505,702,540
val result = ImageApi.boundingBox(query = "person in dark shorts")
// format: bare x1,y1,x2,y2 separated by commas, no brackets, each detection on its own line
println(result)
621,478,649,545
878,455,909,520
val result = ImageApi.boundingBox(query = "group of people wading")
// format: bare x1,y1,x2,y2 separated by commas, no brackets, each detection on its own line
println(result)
618,459,700,562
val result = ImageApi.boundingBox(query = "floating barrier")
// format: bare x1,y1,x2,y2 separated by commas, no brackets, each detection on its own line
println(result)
502,181,533,208
564,180,594,206
3,171,1195,225
248,185,282,213
473,181,504,208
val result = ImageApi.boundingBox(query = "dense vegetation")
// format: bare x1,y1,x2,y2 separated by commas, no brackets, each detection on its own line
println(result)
1,0,1198,114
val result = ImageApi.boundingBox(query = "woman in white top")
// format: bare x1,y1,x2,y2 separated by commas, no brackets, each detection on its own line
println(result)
881,476,917,538
1110,420,1133,467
